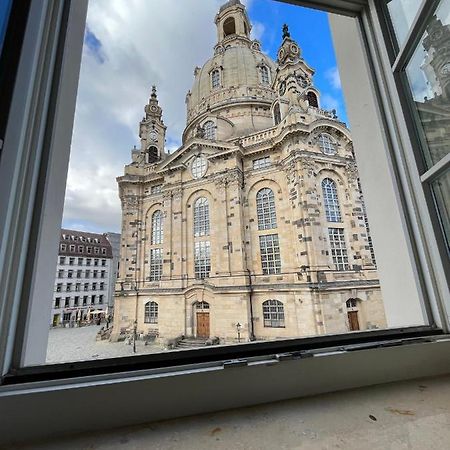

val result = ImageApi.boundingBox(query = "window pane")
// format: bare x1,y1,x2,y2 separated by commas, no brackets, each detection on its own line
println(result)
404,0,450,168
386,0,423,48
432,169,450,249
28,0,430,366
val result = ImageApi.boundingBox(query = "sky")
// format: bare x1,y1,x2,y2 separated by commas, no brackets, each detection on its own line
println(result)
62,0,348,234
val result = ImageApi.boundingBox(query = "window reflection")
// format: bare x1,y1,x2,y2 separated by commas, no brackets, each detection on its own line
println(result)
405,0,450,168
386,0,422,47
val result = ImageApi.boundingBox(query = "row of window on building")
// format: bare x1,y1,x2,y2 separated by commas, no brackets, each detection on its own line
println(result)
57,269,107,279
60,243,107,255
62,233,100,243
146,179,371,280
211,65,270,91
59,256,107,266
55,282,106,292
54,295,104,308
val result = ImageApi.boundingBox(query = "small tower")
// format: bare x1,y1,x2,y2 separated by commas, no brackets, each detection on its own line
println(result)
273,24,319,122
215,0,251,43
139,86,167,164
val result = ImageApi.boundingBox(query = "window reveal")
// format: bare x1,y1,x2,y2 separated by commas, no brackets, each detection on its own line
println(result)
263,299,285,327
194,241,211,279
144,300,159,324
328,228,349,271
259,234,281,274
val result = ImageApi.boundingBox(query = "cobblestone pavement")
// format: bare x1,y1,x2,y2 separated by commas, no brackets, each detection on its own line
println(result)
46,326,163,364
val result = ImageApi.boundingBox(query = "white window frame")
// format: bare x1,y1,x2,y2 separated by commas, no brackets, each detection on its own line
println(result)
256,187,277,230
0,0,449,446
322,177,342,222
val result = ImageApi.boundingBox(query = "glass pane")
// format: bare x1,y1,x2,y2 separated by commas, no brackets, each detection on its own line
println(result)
432,169,450,249
386,0,423,47
0,0,12,54
405,0,450,168
27,0,429,366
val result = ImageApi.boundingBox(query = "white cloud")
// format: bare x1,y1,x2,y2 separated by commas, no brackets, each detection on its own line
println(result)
325,66,341,90
63,0,227,233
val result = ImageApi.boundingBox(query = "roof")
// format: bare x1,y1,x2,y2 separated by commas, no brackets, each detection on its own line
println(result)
59,229,113,258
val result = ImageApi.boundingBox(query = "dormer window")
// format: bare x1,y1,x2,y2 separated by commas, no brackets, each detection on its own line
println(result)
203,120,216,140
211,69,220,89
260,65,270,85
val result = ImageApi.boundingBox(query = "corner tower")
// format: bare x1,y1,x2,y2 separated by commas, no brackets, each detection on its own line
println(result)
273,24,320,123
138,86,167,164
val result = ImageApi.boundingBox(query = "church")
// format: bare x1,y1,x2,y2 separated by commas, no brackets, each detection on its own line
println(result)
111,0,387,344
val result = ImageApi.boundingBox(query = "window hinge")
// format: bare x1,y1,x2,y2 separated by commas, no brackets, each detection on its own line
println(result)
223,359,248,369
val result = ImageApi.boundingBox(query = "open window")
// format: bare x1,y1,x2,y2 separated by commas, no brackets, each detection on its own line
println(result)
0,0,449,445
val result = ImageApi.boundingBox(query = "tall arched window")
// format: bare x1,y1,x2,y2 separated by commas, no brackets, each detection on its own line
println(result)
256,188,277,230
322,178,342,222
211,69,220,89
262,299,285,328
260,65,270,85
194,197,210,237
144,301,158,324
151,210,164,244
273,103,281,125
203,120,215,140
307,91,318,107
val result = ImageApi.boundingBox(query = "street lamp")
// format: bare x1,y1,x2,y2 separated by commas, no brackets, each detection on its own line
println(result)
236,322,242,343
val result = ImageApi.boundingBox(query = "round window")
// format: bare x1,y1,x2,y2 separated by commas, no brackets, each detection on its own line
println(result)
191,154,208,179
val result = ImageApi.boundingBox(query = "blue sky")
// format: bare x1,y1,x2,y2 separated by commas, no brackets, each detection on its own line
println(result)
62,0,348,234
248,0,348,123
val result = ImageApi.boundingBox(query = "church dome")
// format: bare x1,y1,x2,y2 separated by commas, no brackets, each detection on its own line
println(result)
183,1,277,142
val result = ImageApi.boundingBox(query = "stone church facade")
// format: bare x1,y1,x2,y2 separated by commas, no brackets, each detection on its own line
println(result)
112,0,387,344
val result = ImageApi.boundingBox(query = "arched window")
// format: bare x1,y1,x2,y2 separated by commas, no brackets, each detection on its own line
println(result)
260,65,270,85
322,178,342,222
151,210,164,244
273,103,281,125
346,298,357,309
147,146,158,163
318,133,336,155
196,301,210,310
194,197,210,237
203,120,216,140
262,299,285,328
211,69,220,89
256,188,277,230
307,91,318,107
223,17,236,36
144,301,158,324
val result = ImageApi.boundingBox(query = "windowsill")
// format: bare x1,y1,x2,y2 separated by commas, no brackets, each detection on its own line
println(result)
0,332,449,446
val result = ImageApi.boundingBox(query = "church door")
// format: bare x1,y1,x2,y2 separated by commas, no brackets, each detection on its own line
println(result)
347,311,360,331
197,312,210,338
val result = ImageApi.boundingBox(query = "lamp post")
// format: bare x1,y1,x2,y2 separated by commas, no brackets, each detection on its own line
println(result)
236,322,242,343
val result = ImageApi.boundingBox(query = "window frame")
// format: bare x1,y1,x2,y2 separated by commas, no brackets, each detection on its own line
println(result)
0,0,449,445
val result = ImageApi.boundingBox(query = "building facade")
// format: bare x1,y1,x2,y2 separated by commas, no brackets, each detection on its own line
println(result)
112,0,387,343
51,229,114,326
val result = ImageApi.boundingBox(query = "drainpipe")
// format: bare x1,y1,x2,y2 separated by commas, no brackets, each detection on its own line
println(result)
247,269,256,341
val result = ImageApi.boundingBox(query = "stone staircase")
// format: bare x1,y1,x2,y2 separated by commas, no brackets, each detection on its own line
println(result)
176,337,209,349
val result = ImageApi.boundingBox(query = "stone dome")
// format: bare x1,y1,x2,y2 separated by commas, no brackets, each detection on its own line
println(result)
182,1,278,142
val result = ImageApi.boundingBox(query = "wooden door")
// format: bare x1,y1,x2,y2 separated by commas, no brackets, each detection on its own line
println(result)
197,312,210,338
347,311,360,331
